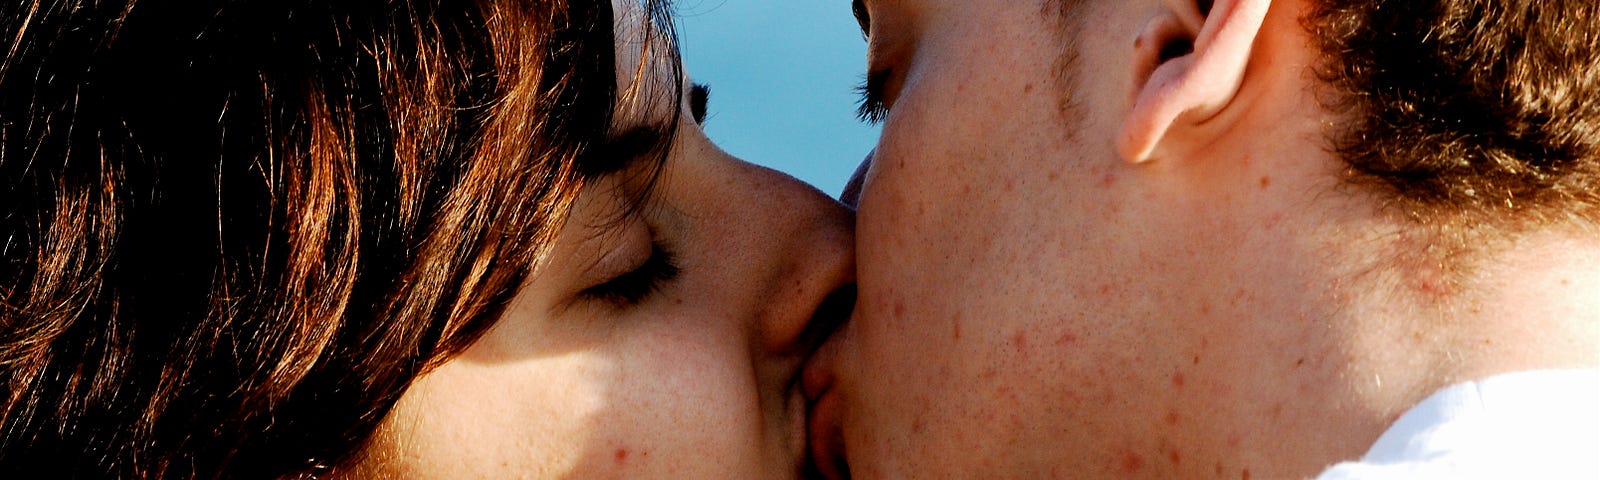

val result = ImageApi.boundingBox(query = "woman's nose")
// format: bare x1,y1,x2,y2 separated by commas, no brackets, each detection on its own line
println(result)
721,160,856,355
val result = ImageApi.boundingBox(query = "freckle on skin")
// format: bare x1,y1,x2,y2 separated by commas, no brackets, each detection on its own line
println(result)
894,301,906,317
1227,433,1242,448
1419,278,1441,294
1172,372,1186,388
614,448,628,464
1024,83,1035,93
952,321,962,340
1263,212,1284,229
1120,452,1145,473
1259,176,1271,188
1165,411,1180,425
1011,331,1028,352
1242,468,1251,480
1215,463,1224,475
1056,332,1079,346
1168,449,1182,465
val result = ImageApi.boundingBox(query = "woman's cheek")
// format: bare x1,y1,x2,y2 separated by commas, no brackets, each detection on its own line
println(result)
365,351,618,478
580,320,768,478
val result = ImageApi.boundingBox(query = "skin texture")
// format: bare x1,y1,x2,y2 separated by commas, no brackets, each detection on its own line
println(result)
806,0,1600,478
349,2,855,478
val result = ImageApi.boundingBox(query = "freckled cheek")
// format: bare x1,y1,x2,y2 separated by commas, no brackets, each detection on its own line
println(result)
580,334,767,476
858,143,974,249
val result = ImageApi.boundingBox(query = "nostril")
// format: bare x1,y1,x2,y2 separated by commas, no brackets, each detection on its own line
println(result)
798,284,857,356
800,284,854,404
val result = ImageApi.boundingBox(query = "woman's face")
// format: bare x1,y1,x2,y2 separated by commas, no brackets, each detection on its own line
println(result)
354,2,854,479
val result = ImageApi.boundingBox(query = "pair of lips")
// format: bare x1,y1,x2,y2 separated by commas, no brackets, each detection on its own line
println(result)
804,384,850,480
799,286,855,480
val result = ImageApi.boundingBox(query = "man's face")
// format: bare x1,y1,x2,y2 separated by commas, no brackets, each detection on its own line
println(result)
808,0,1333,477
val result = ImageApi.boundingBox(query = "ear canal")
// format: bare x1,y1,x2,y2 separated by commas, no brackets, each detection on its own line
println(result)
1117,0,1269,164
1119,11,1201,163
1159,39,1195,62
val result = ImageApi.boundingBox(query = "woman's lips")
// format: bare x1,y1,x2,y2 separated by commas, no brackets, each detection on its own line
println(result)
806,388,850,480
801,285,855,479
804,351,849,480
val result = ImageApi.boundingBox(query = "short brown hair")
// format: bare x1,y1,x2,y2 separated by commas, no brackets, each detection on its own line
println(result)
0,1,671,478
1308,0,1600,229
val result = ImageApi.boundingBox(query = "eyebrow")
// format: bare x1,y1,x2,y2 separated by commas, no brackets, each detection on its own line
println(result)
584,123,672,177
852,0,870,38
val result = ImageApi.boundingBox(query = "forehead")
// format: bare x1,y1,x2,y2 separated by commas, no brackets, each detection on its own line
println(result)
609,0,680,122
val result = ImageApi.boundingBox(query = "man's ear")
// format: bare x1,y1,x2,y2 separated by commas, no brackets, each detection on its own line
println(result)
1117,0,1270,163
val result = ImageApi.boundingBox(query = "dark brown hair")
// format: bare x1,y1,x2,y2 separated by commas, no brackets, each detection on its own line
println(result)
0,0,672,478
1308,0,1600,229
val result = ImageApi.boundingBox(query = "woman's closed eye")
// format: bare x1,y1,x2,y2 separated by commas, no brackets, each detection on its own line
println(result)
581,238,680,306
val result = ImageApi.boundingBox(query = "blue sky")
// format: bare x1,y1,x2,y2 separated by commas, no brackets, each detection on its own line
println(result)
674,0,880,195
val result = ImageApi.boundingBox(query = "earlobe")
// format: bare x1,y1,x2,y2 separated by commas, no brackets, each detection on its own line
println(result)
1117,0,1271,164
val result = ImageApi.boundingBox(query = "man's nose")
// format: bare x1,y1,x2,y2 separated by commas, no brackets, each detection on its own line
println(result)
840,149,874,209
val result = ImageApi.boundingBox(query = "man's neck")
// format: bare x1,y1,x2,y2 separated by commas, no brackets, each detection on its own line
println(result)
1328,225,1600,440
1395,229,1600,382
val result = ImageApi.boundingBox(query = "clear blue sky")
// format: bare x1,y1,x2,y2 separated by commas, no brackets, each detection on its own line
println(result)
674,0,880,195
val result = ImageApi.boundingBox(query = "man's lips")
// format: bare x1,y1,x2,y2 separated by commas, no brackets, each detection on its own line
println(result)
801,286,855,479
803,338,850,480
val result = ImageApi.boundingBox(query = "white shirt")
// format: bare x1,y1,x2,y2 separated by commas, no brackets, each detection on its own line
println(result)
1317,369,1600,480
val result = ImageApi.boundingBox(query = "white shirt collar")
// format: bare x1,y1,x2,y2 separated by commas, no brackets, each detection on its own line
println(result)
1320,369,1599,479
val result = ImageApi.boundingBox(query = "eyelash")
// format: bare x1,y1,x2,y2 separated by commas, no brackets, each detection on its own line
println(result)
581,239,681,306
690,82,710,125
855,70,889,125
579,82,701,307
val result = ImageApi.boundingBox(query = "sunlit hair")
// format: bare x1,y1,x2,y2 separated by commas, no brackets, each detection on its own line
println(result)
1309,1,1600,231
0,0,679,478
